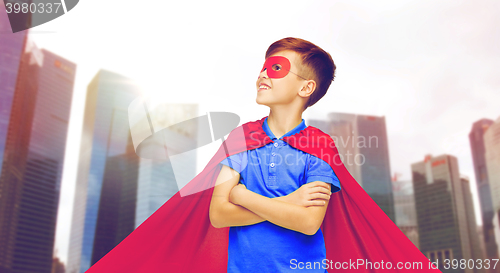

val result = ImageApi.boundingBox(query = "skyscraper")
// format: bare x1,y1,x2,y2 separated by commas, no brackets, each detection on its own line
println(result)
412,154,485,273
133,103,198,228
392,179,419,248
469,118,498,260
0,31,76,273
66,70,142,273
461,175,487,273
308,112,395,222
0,1,27,175
90,131,139,265
484,116,500,263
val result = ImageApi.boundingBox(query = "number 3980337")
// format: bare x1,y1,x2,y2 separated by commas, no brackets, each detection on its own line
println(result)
5,2,62,14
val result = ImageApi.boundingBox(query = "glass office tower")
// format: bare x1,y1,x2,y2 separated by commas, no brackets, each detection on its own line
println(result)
412,155,485,273
0,33,76,273
469,118,498,261
0,2,27,174
484,116,500,265
308,112,395,222
392,179,419,248
133,103,198,228
461,176,487,273
66,70,142,273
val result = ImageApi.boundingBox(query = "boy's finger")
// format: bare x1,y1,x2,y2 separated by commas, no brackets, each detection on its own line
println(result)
310,193,330,201
309,181,330,189
314,193,330,199
309,181,328,186
309,187,331,195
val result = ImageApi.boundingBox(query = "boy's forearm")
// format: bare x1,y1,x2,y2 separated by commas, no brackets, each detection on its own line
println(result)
215,196,289,228
234,190,315,235
213,200,264,227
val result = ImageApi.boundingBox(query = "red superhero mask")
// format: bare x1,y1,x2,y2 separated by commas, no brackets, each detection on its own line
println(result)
260,56,307,80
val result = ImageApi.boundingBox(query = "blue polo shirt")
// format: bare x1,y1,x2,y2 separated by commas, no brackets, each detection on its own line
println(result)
219,117,341,272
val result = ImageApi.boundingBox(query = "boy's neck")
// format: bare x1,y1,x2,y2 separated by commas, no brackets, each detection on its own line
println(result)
266,108,304,139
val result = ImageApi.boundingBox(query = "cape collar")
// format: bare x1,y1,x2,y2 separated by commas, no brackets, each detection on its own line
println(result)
262,116,307,141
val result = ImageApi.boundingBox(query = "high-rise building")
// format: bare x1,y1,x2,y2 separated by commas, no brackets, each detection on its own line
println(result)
469,118,498,260
495,212,500,270
0,2,28,174
308,112,395,222
90,133,140,265
51,256,66,273
66,70,197,273
484,116,500,264
411,154,485,273
133,103,198,228
66,70,142,273
477,225,488,266
461,176,487,273
0,31,76,273
392,180,419,248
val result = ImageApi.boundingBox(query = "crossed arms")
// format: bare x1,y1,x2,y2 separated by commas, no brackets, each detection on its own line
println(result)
209,165,332,236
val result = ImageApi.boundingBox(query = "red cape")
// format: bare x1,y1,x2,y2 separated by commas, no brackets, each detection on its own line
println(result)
86,116,441,272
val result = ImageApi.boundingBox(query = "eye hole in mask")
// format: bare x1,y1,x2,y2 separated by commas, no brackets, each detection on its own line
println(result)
260,56,307,80
271,63,282,71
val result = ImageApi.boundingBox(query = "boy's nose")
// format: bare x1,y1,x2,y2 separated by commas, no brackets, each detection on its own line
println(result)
258,68,269,79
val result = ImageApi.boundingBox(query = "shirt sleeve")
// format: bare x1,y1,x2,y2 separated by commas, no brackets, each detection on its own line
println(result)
219,151,245,173
306,154,341,193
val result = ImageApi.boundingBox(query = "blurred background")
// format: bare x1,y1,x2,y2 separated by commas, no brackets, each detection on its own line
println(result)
0,0,499,272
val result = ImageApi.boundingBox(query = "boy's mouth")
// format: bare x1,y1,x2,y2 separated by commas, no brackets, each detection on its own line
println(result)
258,84,270,92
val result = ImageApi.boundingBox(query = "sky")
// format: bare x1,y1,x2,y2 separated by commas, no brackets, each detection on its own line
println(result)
9,0,500,265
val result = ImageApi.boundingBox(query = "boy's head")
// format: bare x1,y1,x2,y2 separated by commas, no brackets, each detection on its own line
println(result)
257,37,336,112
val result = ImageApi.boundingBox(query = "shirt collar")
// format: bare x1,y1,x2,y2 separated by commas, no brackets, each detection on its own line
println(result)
262,116,307,140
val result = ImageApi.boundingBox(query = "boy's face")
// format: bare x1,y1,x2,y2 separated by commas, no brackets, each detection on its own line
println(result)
256,50,310,109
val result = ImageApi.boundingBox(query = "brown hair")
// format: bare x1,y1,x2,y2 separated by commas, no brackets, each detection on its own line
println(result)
265,37,336,111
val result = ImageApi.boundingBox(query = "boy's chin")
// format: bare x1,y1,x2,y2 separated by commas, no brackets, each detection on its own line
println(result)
255,98,269,107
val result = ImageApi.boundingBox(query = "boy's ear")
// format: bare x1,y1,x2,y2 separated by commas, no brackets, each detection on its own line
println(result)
299,80,316,98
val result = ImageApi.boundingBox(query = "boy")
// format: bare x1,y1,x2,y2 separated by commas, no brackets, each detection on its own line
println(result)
209,37,340,272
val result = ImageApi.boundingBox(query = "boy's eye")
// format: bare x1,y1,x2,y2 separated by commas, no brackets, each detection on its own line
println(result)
271,64,282,71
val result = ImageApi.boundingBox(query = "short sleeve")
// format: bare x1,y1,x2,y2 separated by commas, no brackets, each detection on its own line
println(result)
306,155,341,193
219,152,245,173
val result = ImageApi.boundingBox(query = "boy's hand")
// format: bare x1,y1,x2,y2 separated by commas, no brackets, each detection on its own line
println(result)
229,183,247,205
285,181,331,207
